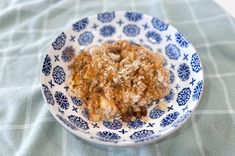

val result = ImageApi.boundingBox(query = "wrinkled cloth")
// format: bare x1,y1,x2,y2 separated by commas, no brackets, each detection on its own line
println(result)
0,0,235,155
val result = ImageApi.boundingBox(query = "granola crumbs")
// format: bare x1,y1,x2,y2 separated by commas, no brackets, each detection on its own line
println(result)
68,40,170,122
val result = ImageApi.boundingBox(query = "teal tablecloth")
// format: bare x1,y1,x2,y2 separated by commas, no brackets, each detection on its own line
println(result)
0,0,235,155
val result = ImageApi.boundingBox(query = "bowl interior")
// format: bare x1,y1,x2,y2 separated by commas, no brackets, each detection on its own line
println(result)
41,11,204,146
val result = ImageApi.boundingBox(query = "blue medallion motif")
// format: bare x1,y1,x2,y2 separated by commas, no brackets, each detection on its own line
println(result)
191,53,202,73
42,54,52,76
172,110,192,128
130,129,154,140
146,31,162,44
123,24,140,37
54,91,69,110
192,80,203,101
52,65,66,85
82,108,89,119
103,119,122,130
100,25,116,37
165,44,181,60
52,32,66,50
177,63,190,81
177,88,191,106
68,115,89,130
71,96,83,106
160,112,179,127
57,115,76,130
61,46,75,62
72,18,89,32
78,31,94,46
151,17,169,31
97,131,121,140
164,89,175,103
149,108,165,119
175,32,190,48
133,135,161,143
127,119,145,129
97,12,115,23
42,84,54,105
125,12,143,22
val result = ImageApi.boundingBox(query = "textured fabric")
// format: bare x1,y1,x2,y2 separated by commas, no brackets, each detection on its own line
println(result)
0,0,235,155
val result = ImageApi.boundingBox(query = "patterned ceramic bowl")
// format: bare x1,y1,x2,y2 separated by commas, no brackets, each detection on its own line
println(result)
40,11,204,146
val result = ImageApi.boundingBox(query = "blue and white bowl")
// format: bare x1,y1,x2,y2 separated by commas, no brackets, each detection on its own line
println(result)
40,11,204,146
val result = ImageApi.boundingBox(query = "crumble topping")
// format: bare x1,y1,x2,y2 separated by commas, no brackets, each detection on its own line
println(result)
68,40,170,122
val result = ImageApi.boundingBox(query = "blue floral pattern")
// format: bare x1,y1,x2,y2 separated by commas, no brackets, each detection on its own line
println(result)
123,24,140,37
52,32,66,50
78,31,94,46
125,12,143,22
177,63,190,81
160,112,179,127
57,115,76,130
151,17,169,31
133,135,161,143
165,44,181,60
192,80,203,101
97,12,115,23
61,46,75,62
170,70,175,84
42,84,54,105
103,119,122,130
68,115,89,130
191,53,202,73
96,137,118,143
130,129,154,140
177,88,191,106
146,31,162,44
149,108,165,119
97,131,121,140
52,65,66,85
172,110,192,128
72,18,89,32
100,25,116,37
71,96,83,106
164,89,175,103
54,91,69,110
42,54,52,76
175,32,190,48
127,119,146,129
41,11,204,145
82,108,89,119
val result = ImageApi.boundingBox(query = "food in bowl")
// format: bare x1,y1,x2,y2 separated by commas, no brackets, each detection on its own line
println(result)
68,40,170,122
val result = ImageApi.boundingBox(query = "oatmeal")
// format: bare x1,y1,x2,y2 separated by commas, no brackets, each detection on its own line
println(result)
68,40,170,122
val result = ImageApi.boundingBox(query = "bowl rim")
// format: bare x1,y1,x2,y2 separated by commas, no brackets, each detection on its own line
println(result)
40,10,204,147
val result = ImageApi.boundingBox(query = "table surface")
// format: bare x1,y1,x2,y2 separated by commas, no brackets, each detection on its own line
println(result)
0,0,235,156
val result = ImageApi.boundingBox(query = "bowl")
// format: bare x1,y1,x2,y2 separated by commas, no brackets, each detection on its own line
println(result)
40,11,204,146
